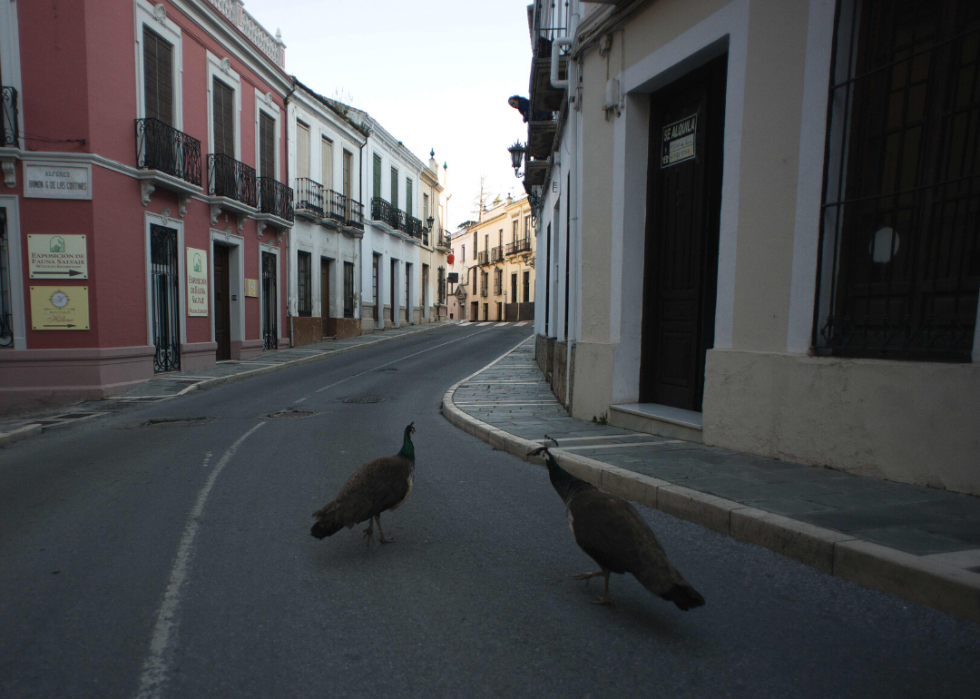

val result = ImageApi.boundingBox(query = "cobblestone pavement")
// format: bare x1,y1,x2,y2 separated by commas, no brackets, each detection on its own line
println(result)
453,339,980,563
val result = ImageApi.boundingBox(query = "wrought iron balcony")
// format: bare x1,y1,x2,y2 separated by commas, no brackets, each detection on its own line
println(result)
135,118,202,186
324,189,348,224
371,197,400,229
258,176,293,222
401,214,423,239
507,237,532,255
436,234,451,250
295,177,325,217
346,199,364,230
208,153,256,207
2,87,18,147
491,246,504,263
477,251,488,265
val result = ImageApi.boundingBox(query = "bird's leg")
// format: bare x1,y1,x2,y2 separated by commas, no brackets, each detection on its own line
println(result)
362,518,375,548
376,515,395,544
590,572,614,606
572,571,605,587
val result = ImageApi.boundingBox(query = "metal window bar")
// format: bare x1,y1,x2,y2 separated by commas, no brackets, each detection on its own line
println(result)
262,251,278,350
325,189,348,223
346,199,364,230
258,176,294,221
208,153,257,207
135,118,202,186
344,262,355,318
150,226,181,372
814,0,980,361
0,211,12,348
1,87,18,148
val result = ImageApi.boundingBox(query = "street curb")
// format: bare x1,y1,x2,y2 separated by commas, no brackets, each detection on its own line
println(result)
0,423,43,448
441,339,980,625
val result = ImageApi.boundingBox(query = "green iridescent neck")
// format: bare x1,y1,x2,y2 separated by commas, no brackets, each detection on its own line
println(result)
399,426,415,459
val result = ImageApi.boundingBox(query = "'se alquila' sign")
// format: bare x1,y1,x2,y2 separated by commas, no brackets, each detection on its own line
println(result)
661,114,698,168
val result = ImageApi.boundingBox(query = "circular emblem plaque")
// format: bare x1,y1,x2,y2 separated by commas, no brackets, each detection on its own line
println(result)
50,291,69,308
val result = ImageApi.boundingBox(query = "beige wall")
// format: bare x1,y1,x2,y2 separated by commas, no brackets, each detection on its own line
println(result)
564,0,979,492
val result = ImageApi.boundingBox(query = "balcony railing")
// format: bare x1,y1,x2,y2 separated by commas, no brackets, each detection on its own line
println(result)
477,251,489,265
135,118,202,186
491,246,503,262
436,234,451,250
258,176,294,222
403,215,423,239
506,237,532,255
325,189,348,224
422,229,429,246
2,87,18,147
371,197,400,229
346,199,364,230
208,153,256,207
295,177,325,217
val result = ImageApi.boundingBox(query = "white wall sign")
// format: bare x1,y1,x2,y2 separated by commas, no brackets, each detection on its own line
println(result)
24,163,93,200
661,114,698,168
27,234,88,279
186,247,209,317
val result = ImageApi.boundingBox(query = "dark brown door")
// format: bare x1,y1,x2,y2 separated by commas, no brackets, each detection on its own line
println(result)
639,55,727,411
372,255,380,322
320,258,331,335
390,259,397,324
214,244,231,360
259,112,275,178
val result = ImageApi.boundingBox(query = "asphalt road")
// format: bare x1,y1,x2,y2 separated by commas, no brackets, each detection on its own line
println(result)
1,323,978,699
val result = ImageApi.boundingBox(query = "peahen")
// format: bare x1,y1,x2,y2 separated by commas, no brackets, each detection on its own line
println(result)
529,438,705,610
311,422,416,547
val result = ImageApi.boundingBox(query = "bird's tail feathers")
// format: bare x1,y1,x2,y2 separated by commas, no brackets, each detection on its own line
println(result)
660,583,706,611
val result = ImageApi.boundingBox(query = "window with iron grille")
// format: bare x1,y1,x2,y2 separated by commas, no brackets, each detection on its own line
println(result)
343,262,355,318
815,0,980,360
0,210,12,348
298,251,312,317
438,267,446,304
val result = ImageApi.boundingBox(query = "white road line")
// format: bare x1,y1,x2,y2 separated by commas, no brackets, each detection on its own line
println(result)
476,322,492,326
315,326,497,394
134,422,266,699
294,397,308,403
514,321,529,326
496,322,510,327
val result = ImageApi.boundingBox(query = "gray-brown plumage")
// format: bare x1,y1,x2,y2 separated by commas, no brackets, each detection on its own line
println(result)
311,422,415,546
530,440,705,610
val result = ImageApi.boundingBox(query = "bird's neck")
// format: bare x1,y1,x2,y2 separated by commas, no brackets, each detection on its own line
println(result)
398,433,415,460
546,455,593,503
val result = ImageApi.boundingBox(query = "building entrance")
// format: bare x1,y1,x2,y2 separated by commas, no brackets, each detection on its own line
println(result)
262,252,277,349
214,243,231,360
150,225,180,372
639,54,727,412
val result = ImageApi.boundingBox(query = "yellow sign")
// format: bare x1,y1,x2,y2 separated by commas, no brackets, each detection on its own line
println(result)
244,279,258,297
30,286,90,330
28,234,88,279
186,248,209,317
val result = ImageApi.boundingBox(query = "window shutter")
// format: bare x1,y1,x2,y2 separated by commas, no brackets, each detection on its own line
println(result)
390,168,398,207
343,150,352,199
296,122,310,179
260,113,275,178
213,79,235,157
406,179,413,217
373,154,382,200
144,28,173,125
320,137,333,188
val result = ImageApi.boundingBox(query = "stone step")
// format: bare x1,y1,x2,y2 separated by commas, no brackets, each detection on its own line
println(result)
608,403,703,443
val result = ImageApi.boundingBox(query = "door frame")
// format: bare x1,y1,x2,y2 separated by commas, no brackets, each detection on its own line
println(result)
0,196,26,349
259,241,280,348
209,227,244,354
609,6,749,405
144,212,185,349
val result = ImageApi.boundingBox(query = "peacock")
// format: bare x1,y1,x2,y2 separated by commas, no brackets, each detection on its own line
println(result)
311,422,416,547
530,438,705,610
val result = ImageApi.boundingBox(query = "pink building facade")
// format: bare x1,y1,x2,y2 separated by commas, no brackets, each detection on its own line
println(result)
0,0,294,413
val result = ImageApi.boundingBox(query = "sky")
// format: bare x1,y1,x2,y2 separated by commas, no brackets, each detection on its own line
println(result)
242,0,534,229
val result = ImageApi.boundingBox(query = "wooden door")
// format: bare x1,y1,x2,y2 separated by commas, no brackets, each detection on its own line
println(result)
214,244,231,360
639,55,727,411
372,255,380,322
259,112,275,178
390,259,397,324
320,258,331,335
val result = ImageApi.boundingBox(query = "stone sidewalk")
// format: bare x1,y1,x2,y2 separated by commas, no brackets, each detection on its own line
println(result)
0,321,456,447
442,337,980,624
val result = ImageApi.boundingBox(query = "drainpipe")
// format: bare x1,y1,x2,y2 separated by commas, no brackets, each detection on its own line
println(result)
550,6,579,91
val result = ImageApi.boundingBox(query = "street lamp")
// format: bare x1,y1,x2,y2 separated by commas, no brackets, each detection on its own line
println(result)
508,141,526,178
426,215,435,232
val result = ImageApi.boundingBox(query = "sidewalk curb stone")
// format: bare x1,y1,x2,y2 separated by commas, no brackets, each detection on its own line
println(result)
442,338,980,625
